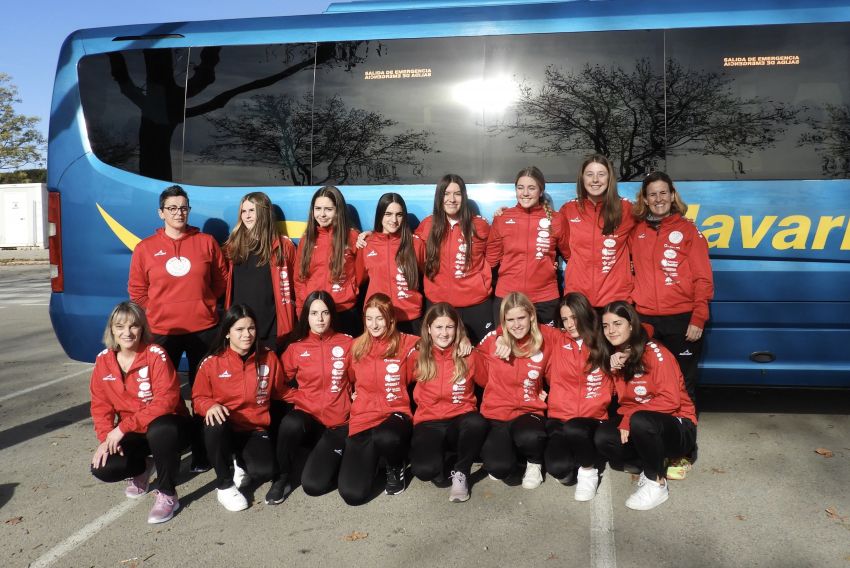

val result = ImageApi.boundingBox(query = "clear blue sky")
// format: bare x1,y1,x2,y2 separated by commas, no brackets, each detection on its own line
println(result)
2,0,345,150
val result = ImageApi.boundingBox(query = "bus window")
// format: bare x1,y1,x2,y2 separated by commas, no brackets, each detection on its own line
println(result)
78,48,189,182
312,37,485,185
666,23,850,181
181,43,317,187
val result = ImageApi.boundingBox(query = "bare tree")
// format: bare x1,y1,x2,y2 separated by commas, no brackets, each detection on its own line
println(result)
799,104,850,177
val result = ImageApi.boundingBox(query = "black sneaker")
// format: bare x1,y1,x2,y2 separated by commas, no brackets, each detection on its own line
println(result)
264,478,293,505
385,463,406,495
190,458,212,473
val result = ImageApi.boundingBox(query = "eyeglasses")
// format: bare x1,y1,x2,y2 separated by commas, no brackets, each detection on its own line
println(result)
162,206,191,215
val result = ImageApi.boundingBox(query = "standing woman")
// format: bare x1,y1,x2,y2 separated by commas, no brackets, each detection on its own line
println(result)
89,301,191,524
295,186,362,336
192,304,292,512
410,302,489,503
478,292,560,489
592,301,697,511
338,293,419,505
128,184,228,471
544,292,612,501
487,166,568,326
630,171,713,404
415,174,493,344
357,193,425,335
558,155,635,307
268,291,353,504
223,192,297,352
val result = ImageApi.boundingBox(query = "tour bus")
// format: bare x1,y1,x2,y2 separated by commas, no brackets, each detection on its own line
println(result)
48,0,850,386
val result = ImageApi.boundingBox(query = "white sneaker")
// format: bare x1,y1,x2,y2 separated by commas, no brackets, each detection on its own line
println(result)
521,462,543,489
574,467,599,501
232,458,250,489
625,473,668,510
216,486,248,512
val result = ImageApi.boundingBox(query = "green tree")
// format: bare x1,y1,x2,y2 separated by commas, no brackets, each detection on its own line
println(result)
0,73,45,172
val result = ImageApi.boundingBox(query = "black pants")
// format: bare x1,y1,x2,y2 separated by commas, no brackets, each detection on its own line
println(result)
396,317,422,336
204,422,275,490
338,413,412,506
493,297,560,329
545,417,605,478
335,307,363,337
481,413,546,479
275,409,347,496
410,412,489,479
90,414,191,496
427,297,494,345
639,312,703,403
595,410,697,481
154,326,216,463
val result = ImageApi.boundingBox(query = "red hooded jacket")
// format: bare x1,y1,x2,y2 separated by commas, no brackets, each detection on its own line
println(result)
545,336,613,422
412,347,488,425
282,331,353,428
558,199,635,307
630,214,714,328
415,215,492,307
348,333,419,436
487,204,569,303
613,340,697,432
192,347,291,432
128,227,228,335
356,232,425,321
225,236,297,342
294,227,361,313
90,343,188,442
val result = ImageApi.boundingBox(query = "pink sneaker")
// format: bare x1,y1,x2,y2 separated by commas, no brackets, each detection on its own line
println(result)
125,457,154,499
147,490,180,524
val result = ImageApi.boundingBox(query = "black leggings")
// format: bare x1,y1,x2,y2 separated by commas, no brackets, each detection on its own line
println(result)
639,312,703,404
275,409,348,495
338,413,412,506
410,412,489,479
480,413,546,479
595,410,697,481
544,417,606,478
90,414,191,496
204,422,275,490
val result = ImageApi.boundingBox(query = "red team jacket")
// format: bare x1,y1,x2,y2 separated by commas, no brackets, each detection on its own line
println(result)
356,232,425,321
415,215,492,307
348,333,419,436
630,213,714,328
477,325,562,421
192,347,291,432
545,335,613,422
225,236,298,342
128,227,228,335
486,204,569,303
613,341,697,432
558,199,635,307
89,343,188,442
294,227,362,313
282,331,353,428
412,348,488,425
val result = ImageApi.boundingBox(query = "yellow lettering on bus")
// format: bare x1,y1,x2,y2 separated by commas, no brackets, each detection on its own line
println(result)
740,215,777,248
701,215,733,248
772,215,811,250
812,216,845,250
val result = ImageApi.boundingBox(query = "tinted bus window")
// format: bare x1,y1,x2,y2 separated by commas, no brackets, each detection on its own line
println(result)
666,23,850,180
181,43,317,187
313,37,485,185
483,30,663,182
78,48,189,181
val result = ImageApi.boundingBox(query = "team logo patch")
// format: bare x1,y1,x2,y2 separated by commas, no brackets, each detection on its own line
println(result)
603,238,616,248
669,231,684,244
165,256,191,277
332,346,344,357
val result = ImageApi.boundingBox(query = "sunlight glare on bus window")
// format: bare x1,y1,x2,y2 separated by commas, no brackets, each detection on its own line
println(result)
452,76,518,112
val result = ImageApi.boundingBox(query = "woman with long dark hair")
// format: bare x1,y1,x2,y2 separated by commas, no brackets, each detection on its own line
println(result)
295,186,362,336
337,293,419,505
357,193,425,335
223,192,297,352
192,304,291,512
266,291,353,504
415,174,493,343
592,301,697,511
558,155,635,307
410,302,489,502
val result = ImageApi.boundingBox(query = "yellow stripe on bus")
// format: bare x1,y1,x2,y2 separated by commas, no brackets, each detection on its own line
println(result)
96,203,142,251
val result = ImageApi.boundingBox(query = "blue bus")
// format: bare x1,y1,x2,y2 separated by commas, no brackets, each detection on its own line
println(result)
48,0,850,386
